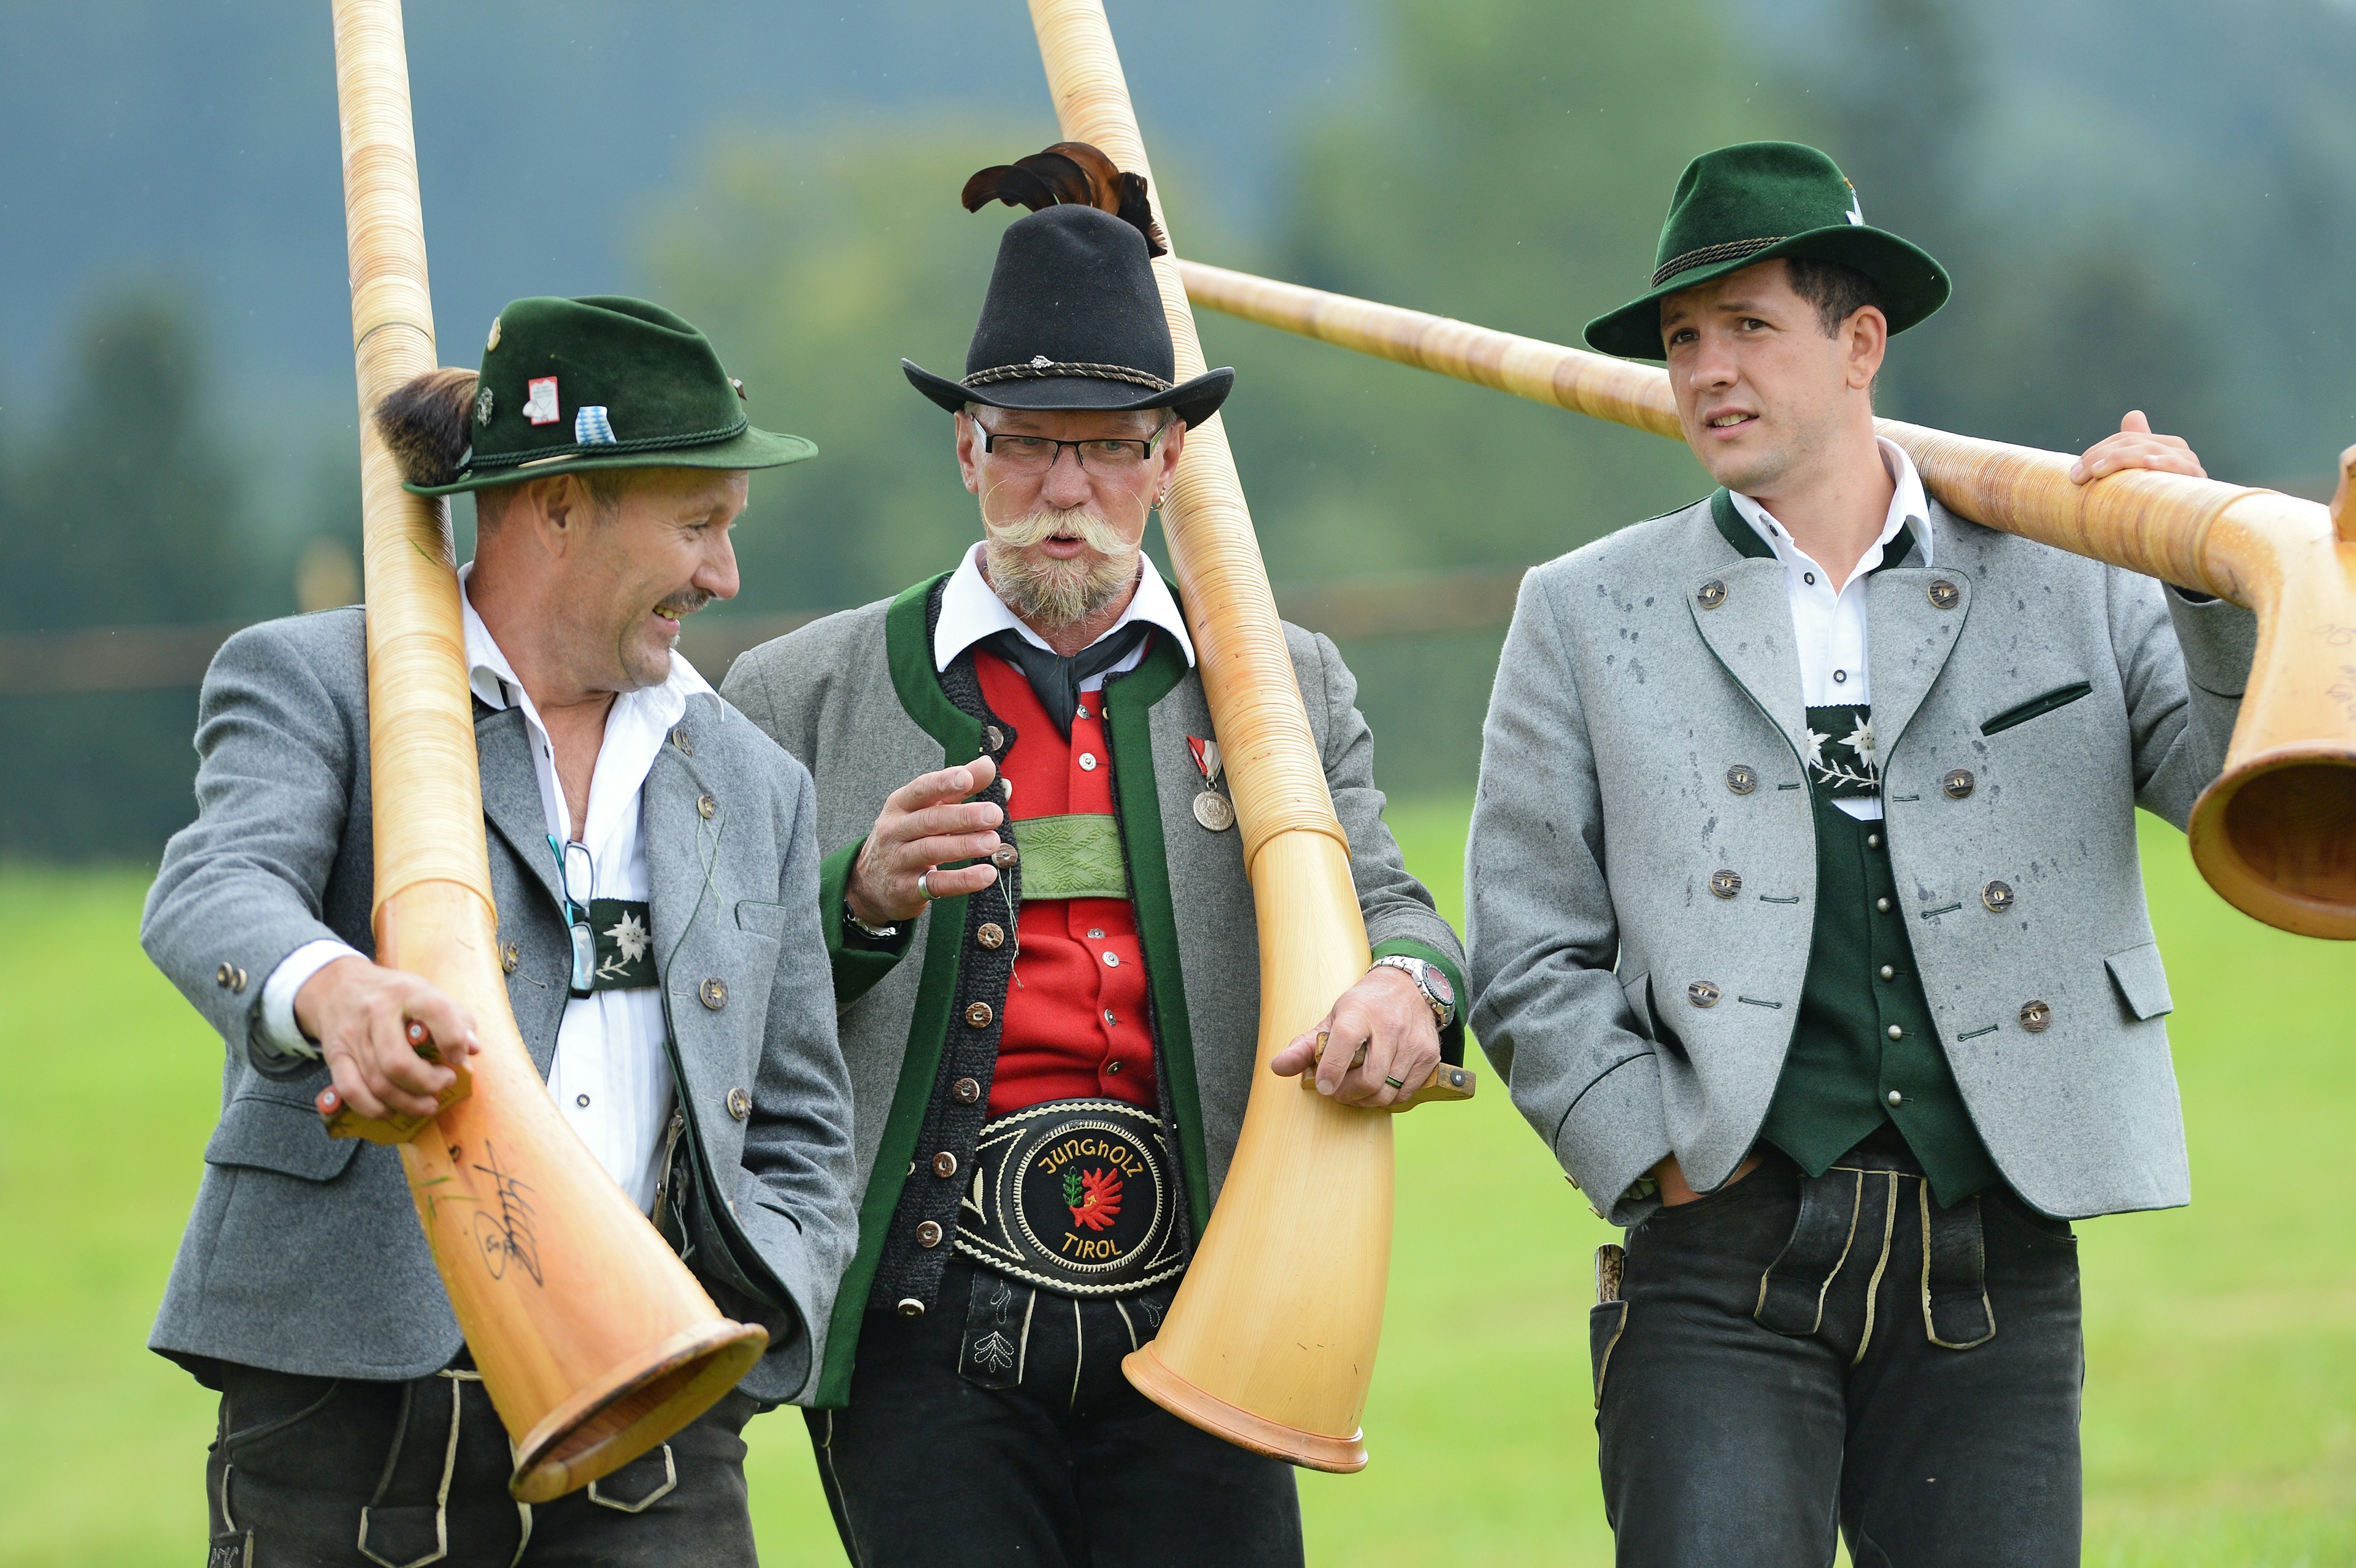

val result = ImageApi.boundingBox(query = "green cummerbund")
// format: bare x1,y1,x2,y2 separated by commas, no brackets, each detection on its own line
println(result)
1009,813,1129,901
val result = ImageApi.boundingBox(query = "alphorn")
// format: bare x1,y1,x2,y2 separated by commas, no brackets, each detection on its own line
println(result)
1178,259,2356,941
323,0,766,1501
1026,0,1471,1472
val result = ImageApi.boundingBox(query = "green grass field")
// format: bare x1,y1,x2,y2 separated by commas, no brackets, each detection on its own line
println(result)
3,805,2350,1566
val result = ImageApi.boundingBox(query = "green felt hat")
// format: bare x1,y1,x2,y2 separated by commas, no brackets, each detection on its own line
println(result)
404,295,815,496
1583,142,1950,362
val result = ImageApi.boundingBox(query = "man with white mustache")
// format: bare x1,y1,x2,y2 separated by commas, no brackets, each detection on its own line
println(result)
722,144,1468,1567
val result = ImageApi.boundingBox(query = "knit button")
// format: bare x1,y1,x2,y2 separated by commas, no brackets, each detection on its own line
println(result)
726,1087,752,1121
1866,833,1882,850
1879,964,1896,980
1709,869,1741,899
1887,1024,1904,1040
696,793,715,820
915,1221,943,1248
984,726,1005,752
1943,768,1976,799
931,1152,958,1178
977,922,1006,950
1078,753,1098,771
964,1002,995,1029
1876,897,1892,913
576,1094,591,1108
1102,951,1120,966
1887,1090,1904,1107
1726,764,1758,795
699,977,728,1010
952,1077,982,1105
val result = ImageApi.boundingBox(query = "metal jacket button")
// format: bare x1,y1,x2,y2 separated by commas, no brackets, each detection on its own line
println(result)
1928,579,1961,610
1687,980,1721,1008
1866,833,1882,850
965,1001,995,1029
1943,768,1976,799
1983,880,2015,913
1106,1059,1123,1074
985,725,1005,752
1726,764,1757,795
1876,897,1892,913
1887,1089,1904,1106
977,922,1006,950
2020,1000,2052,1033
670,726,693,755
897,1298,925,1318
952,1076,982,1105
726,1087,752,1121
1696,579,1728,610
699,977,728,1010
1887,1024,1904,1040
1709,869,1741,899
215,961,248,993
696,793,715,820
915,1220,943,1248
499,941,520,974
1879,964,1896,980
931,1151,957,1178
1102,951,1121,966
1078,753,1099,771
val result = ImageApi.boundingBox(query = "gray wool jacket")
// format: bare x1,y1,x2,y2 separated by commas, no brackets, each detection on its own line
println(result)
1466,496,2259,1226
721,574,1467,1401
141,607,858,1405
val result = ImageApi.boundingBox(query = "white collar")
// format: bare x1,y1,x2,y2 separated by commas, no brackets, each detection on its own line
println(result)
1728,436,1934,574
932,543,1196,672
458,562,713,726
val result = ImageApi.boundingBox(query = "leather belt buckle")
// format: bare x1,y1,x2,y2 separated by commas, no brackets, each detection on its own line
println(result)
954,1098,1187,1295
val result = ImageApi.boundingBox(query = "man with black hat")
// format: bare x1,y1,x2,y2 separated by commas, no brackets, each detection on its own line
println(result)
142,296,857,1564
722,144,1468,1567
1465,141,2254,1564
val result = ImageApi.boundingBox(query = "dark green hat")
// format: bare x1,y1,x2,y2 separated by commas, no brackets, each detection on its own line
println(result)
404,295,815,496
1583,142,1950,362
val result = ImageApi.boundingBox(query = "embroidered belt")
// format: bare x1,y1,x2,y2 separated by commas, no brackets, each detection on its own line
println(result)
954,1097,1186,1296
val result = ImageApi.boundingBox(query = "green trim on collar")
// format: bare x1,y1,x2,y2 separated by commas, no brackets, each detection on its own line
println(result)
1101,632,1213,1235
886,572,982,758
820,837,911,1005
817,571,988,1407
1709,489,1775,561
1370,937,1467,1067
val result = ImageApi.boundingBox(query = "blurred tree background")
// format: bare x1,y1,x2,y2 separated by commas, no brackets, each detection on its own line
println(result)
7,0,2356,856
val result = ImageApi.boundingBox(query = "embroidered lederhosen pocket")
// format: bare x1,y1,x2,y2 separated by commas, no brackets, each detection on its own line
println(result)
953,1099,1186,1297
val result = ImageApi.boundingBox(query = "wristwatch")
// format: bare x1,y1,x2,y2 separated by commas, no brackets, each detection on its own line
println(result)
845,900,899,942
1371,955,1455,1030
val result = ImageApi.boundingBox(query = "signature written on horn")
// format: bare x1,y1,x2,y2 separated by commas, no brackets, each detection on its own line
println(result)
469,1142,544,1286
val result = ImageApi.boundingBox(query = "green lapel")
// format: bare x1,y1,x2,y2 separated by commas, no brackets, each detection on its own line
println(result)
1710,488,1775,561
815,572,980,1407
1099,633,1212,1235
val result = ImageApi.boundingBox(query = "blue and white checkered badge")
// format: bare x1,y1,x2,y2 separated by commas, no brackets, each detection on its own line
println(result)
574,405,618,445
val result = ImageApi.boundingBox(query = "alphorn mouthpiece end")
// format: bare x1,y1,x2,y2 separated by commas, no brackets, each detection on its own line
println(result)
2333,444,2356,545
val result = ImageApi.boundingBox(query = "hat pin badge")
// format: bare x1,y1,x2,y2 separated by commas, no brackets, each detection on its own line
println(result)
1844,180,1865,226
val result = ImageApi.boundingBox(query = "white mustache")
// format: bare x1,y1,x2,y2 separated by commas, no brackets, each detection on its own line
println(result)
982,506,1130,555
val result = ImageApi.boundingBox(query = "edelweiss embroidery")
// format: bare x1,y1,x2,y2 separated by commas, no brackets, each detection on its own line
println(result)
1801,707,1880,797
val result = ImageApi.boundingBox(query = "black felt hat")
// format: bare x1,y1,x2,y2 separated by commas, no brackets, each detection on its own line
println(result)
904,202,1233,429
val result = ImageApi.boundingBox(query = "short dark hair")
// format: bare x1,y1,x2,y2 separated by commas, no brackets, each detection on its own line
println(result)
1783,256,1888,337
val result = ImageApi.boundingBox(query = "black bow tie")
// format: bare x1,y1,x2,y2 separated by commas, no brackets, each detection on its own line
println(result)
983,623,1153,740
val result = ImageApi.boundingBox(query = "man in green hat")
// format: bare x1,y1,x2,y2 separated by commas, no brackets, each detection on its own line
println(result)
1466,142,2254,1562
142,295,857,1563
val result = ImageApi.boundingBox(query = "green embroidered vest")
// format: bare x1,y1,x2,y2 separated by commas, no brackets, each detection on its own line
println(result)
1709,492,1999,1205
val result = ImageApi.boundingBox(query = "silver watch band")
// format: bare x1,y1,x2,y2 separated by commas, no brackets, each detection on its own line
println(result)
845,902,899,941
1371,954,1454,1029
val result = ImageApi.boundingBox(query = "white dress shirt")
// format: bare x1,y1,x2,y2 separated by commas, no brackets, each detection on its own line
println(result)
1727,436,1933,823
933,544,1196,683
258,566,705,1211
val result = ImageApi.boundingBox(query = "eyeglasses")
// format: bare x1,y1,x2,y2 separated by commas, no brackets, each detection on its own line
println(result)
979,429,1163,476
549,836,597,997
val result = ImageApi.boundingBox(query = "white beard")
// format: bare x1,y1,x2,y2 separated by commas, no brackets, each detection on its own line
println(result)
981,505,1141,629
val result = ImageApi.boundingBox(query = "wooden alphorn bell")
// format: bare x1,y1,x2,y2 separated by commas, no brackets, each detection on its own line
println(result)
1176,260,2356,941
321,0,767,1501
1023,0,1474,1474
